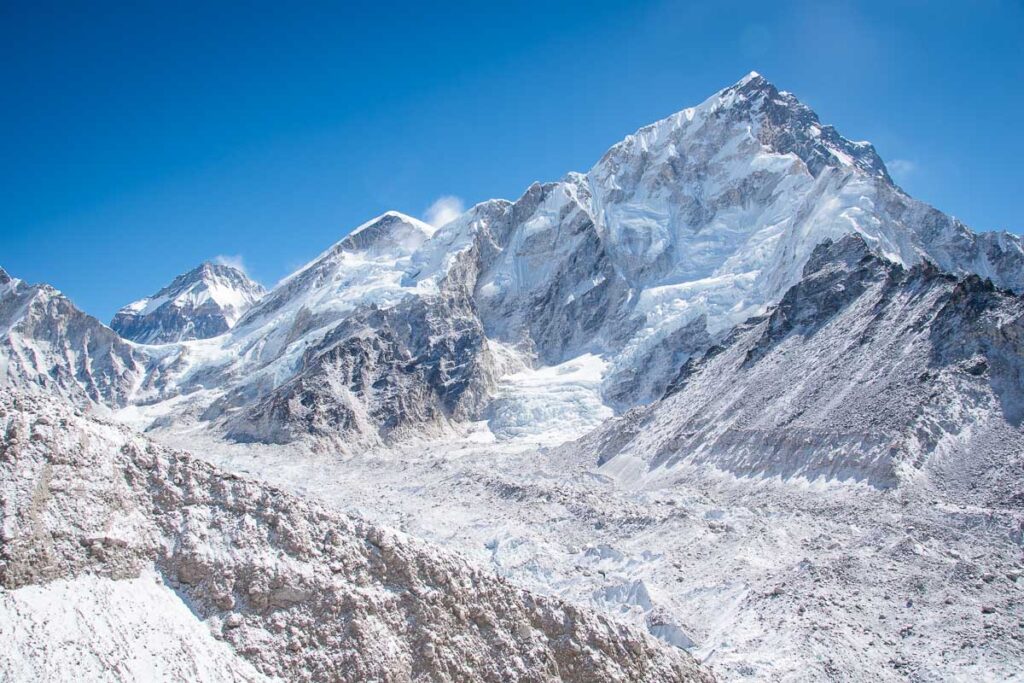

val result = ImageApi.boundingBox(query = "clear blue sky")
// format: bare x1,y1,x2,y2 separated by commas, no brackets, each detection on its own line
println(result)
2,0,1022,321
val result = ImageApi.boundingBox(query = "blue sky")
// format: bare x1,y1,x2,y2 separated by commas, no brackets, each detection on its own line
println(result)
2,0,1022,321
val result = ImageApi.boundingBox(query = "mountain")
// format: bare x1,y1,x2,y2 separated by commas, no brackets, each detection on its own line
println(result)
0,387,711,682
407,72,1024,408
189,72,1024,447
111,262,265,344
0,267,144,407
574,234,1024,500
176,211,498,449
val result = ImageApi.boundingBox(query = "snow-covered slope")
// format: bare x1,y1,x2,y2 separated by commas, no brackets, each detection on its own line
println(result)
408,72,1024,409
111,262,265,344
2,570,268,682
190,236,1024,680
166,211,499,449
2,73,1023,682
0,268,144,407
0,388,711,682
574,234,1024,497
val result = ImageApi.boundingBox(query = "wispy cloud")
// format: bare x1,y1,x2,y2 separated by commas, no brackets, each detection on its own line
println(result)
888,159,917,182
213,254,248,275
423,195,465,228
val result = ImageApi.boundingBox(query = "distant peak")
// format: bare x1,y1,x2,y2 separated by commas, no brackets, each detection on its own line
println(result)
111,258,265,343
172,261,256,289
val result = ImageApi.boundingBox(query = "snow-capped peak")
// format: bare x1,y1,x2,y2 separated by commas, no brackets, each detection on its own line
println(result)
111,261,266,344
350,210,435,237
227,209,438,352
337,210,436,255
738,69,762,84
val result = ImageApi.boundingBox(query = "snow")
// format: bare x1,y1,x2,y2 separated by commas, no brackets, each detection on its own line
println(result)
0,569,268,682
179,420,1023,682
111,262,266,344
1,390,708,683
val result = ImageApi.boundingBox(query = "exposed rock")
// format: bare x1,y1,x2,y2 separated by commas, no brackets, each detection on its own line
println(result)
0,388,711,682
575,234,1024,500
0,270,144,407
112,262,265,344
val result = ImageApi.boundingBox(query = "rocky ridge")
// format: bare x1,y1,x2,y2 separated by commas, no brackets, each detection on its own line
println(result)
575,234,1024,497
0,268,145,408
0,388,711,682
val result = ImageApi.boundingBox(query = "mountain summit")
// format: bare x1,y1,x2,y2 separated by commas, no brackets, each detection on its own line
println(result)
111,262,265,344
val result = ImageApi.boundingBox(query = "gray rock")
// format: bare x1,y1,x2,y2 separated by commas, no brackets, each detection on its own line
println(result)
0,388,712,682
111,262,265,344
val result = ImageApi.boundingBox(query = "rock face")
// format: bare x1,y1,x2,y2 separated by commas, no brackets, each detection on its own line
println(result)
0,268,144,407
0,388,712,682
111,262,265,344
193,211,498,449
575,234,1024,497
217,270,496,448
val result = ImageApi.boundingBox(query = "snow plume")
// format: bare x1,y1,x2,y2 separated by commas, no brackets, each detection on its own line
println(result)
424,195,465,227
213,254,248,274
887,159,917,182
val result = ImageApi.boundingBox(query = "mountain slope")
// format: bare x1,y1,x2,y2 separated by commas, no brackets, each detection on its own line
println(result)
0,268,144,407
573,234,1024,498
180,211,499,449
0,387,711,682
111,262,265,344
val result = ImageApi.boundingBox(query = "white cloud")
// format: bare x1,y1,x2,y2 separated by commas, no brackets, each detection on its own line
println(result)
888,159,917,181
423,195,465,228
213,254,248,275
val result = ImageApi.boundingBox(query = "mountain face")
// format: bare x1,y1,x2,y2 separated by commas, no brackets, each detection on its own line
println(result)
574,234,1024,499
111,262,265,344
184,211,498,449
408,72,1024,409
0,388,711,682
0,268,144,408
1,73,1022,451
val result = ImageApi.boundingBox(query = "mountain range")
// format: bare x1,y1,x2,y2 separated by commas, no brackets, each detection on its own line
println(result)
1,73,1022,681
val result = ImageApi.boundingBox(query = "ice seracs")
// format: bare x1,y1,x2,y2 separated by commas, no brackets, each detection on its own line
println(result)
111,261,265,344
